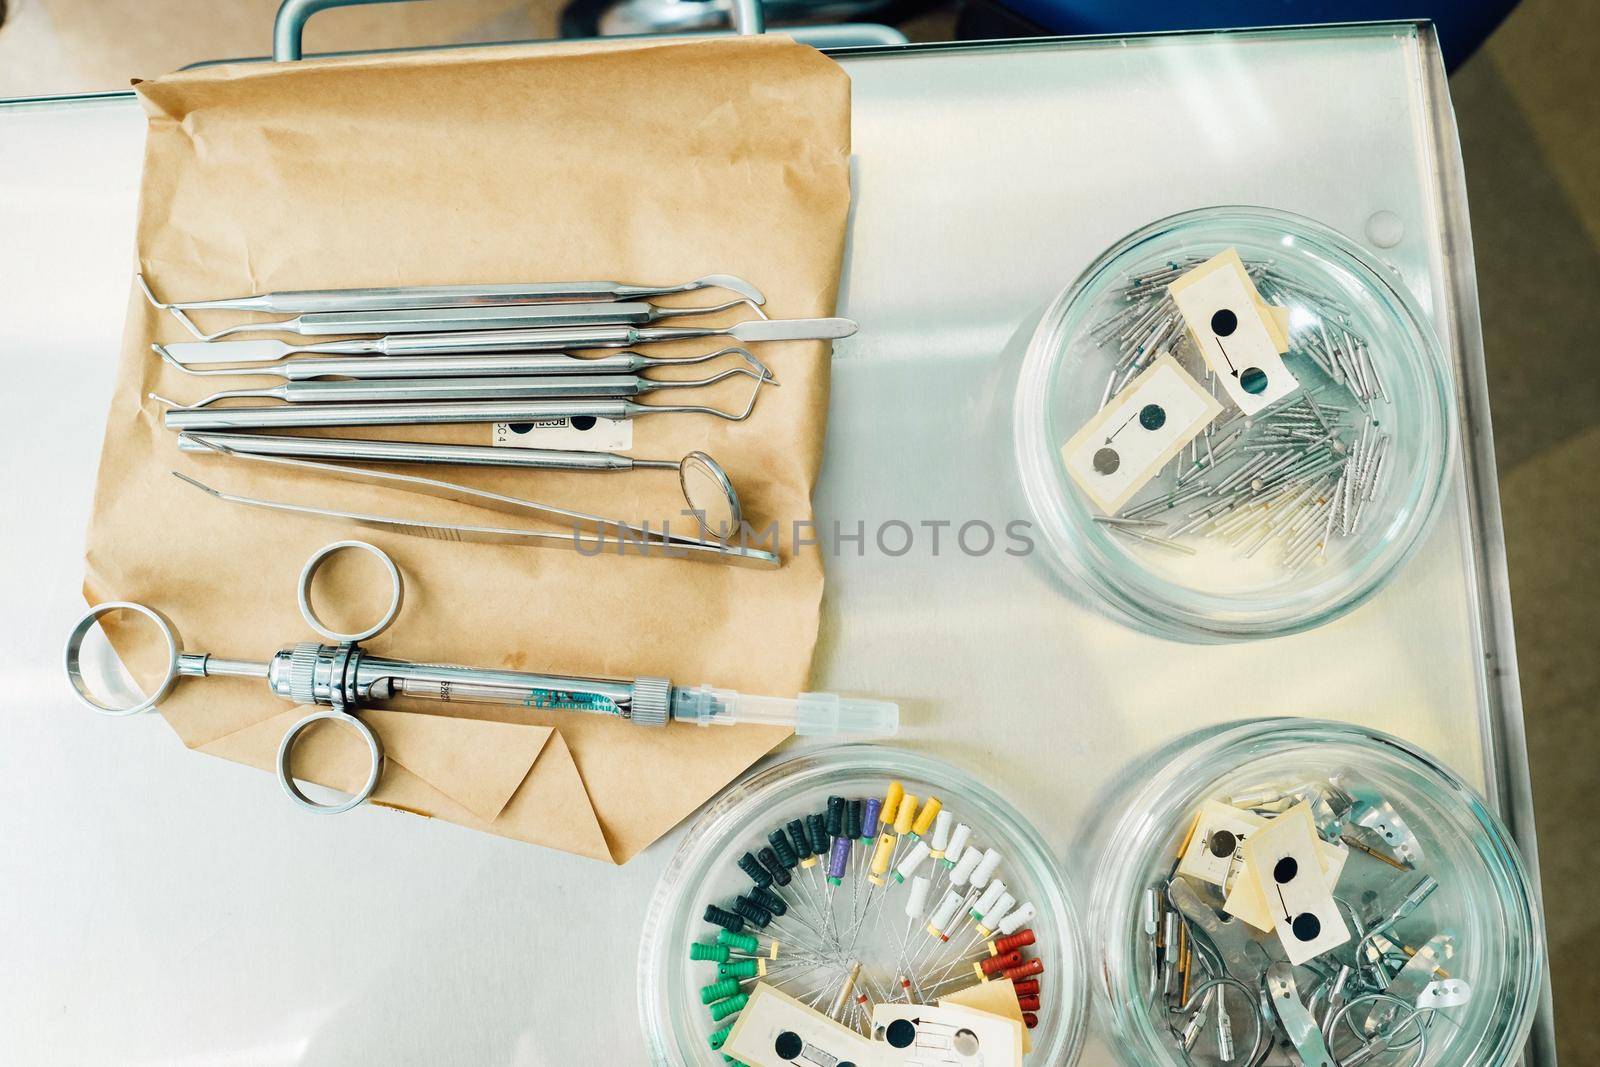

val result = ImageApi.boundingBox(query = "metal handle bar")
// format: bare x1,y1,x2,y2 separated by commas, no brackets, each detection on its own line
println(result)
273,0,764,62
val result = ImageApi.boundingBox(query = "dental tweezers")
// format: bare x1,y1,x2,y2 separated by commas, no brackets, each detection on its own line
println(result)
172,440,779,569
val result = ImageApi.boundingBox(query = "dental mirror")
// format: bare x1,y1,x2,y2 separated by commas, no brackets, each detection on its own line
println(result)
678,450,742,540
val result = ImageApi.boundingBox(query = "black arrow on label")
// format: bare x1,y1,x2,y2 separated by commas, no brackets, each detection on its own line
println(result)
1216,337,1241,378
1105,410,1140,445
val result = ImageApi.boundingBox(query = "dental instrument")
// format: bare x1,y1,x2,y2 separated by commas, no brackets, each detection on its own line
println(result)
161,366,770,409
64,540,898,814
153,342,771,380
136,271,764,313
154,380,769,431
156,316,858,365
176,432,746,538
171,436,769,564
163,296,763,342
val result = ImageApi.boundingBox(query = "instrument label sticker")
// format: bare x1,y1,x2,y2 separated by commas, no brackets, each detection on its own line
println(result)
1176,801,1268,887
493,416,631,452
1168,249,1298,415
872,1001,1023,1066
725,983,883,1067
1062,351,1223,515
1225,835,1348,932
1240,802,1351,965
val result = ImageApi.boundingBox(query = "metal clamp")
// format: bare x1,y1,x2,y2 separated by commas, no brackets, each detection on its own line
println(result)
1326,992,1427,1067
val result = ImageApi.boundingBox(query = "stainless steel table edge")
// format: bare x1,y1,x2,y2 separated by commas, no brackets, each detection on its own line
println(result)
1413,32,1558,1065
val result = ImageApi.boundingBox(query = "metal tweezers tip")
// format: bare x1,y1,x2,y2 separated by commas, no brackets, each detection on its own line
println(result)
170,471,221,498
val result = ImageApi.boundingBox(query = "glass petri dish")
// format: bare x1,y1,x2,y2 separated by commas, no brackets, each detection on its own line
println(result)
639,744,1088,1065
1086,719,1544,1067
1014,207,1455,641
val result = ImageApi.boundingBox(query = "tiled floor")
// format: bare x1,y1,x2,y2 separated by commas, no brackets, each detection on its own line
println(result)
2,1,1595,1062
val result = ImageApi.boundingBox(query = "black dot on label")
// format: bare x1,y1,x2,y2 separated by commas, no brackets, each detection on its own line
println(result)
1211,308,1238,337
1093,446,1121,475
1291,912,1323,942
507,423,533,435
1273,857,1299,884
885,1019,917,1048
774,1031,803,1059
570,415,598,431
1240,367,1269,395
1139,403,1167,430
1208,830,1238,858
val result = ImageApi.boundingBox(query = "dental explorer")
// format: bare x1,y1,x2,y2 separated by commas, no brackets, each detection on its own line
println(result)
155,384,769,431
156,316,858,366
153,343,771,381
136,271,764,314
164,296,765,342
160,366,771,409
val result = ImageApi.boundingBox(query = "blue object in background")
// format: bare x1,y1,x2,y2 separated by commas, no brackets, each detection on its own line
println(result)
986,2,1520,69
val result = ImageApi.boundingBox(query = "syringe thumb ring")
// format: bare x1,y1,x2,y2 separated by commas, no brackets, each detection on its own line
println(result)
275,706,384,815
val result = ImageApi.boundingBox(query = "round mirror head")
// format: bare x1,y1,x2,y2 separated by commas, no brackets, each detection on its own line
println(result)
680,451,741,540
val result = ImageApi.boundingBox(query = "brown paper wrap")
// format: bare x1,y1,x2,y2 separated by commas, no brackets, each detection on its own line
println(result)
83,36,852,863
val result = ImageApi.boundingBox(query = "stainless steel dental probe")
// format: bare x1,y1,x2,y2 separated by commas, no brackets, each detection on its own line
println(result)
135,271,764,314
175,433,747,538
153,374,770,431
64,540,898,814
164,296,767,342
157,316,858,366
152,342,772,381
170,437,776,567
161,366,771,409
